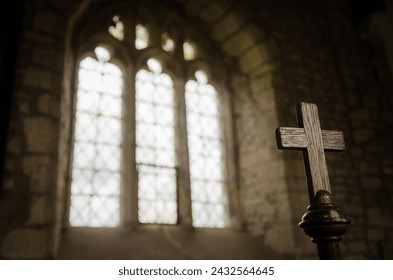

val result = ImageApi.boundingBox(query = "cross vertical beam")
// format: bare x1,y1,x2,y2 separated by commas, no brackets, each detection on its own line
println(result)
276,102,350,259
298,102,331,199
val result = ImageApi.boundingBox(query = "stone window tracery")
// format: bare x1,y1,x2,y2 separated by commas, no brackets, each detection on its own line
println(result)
69,9,234,229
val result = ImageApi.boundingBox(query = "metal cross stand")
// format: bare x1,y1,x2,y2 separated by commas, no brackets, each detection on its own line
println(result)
276,102,350,259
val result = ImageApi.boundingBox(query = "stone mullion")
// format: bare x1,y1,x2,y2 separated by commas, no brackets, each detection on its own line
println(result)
121,61,136,227
175,76,193,227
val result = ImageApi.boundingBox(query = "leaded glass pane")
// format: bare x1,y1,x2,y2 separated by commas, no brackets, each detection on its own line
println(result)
135,61,178,224
162,33,175,53
135,24,149,50
69,51,123,228
95,47,110,62
147,58,162,73
185,71,229,228
109,15,124,41
183,41,196,61
137,165,177,224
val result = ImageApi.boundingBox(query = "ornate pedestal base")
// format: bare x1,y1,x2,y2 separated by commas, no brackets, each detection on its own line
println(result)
299,190,351,260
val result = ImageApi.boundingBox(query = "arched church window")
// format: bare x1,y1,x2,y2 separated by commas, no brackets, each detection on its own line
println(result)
69,9,235,229
186,70,228,227
135,59,177,224
70,46,123,227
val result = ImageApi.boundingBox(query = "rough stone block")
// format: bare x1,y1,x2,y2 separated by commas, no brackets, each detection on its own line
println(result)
199,1,233,24
18,100,30,114
23,155,51,193
34,10,57,34
349,109,371,122
31,46,58,68
212,11,243,42
6,134,21,155
367,208,384,226
343,203,363,216
1,178,15,191
23,117,57,153
38,94,60,118
367,229,384,241
239,45,265,73
264,225,296,254
22,31,54,44
28,196,50,225
361,176,382,189
348,241,368,253
275,192,293,221
222,30,254,57
185,0,209,16
230,74,248,91
4,157,15,171
353,128,374,143
22,68,53,90
251,60,281,79
250,80,277,109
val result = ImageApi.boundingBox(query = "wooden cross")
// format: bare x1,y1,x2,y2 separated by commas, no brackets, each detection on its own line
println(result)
276,102,345,202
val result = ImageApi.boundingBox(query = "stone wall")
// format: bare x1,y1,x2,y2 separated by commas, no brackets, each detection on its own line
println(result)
177,0,393,259
0,0,72,259
1,0,392,259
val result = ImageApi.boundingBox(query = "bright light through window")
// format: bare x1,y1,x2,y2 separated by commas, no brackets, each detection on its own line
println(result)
94,46,110,62
135,60,178,224
69,50,123,227
183,41,196,61
147,58,162,74
135,24,149,50
162,33,175,53
185,71,229,228
71,16,230,228
108,15,124,41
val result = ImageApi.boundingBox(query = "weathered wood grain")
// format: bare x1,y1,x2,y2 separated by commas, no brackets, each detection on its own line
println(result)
298,102,330,197
276,128,345,151
276,102,346,201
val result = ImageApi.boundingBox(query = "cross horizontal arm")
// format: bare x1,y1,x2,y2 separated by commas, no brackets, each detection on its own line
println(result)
276,127,345,151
